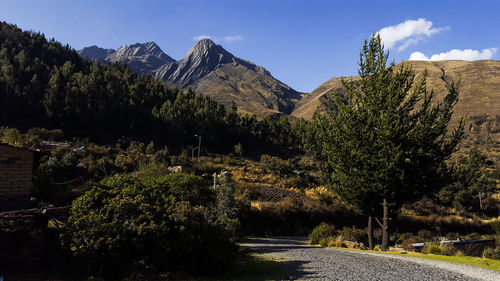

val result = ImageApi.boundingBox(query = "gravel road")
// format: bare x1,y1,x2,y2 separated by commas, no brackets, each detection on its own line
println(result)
240,236,500,281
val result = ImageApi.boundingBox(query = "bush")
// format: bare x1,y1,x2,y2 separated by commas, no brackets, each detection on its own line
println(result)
464,232,482,240
64,174,238,278
483,248,500,260
445,232,460,240
489,217,500,234
260,154,293,176
423,244,441,255
153,146,170,164
328,237,344,248
139,173,213,206
337,226,367,244
440,244,456,256
417,229,434,240
394,232,413,245
319,236,335,247
402,237,424,251
309,223,336,245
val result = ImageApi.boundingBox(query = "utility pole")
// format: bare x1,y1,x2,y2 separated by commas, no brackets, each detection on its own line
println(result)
194,135,201,159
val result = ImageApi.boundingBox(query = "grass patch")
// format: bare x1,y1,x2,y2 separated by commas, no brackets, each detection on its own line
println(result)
330,247,500,272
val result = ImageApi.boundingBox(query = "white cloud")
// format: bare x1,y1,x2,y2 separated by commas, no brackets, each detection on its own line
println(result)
409,48,497,61
193,35,243,43
377,18,448,51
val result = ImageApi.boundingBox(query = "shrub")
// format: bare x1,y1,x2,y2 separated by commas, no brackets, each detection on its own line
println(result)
337,226,367,244
423,244,441,255
153,146,170,164
440,244,456,256
309,223,336,245
373,245,381,251
417,229,434,240
455,250,465,256
402,237,424,251
489,217,500,234
464,232,482,240
319,236,335,247
328,237,344,248
483,248,500,260
445,232,460,240
139,173,213,206
64,174,238,277
259,154,292,176
394,233,413,245
234,143,244,156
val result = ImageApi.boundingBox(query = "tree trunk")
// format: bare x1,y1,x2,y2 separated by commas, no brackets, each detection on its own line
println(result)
367,214,374,250
381,198,389,251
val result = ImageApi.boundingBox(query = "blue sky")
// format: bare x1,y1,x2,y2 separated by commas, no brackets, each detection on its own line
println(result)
1,0,499,92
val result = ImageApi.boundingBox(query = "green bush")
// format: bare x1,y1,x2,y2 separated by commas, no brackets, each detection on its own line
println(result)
309,223,336,245
483,248,500,260
259,154,293,176
139,173,213,206
337,226,367,244
417,229,434,240
394,232,413,245
439,244,456,256
64,174,238,278
153,146,170,164
464,232,482,240
319,236,336,247
423,244,441,255
489,217,500,234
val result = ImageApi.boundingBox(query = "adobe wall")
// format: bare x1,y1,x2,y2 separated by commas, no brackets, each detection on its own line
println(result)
0,144,34,210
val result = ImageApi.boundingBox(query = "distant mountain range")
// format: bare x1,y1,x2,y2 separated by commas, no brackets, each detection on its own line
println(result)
78,40,302,116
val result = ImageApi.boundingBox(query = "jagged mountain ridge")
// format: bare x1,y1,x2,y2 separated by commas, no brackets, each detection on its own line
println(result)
78,40,302,116
77,42,175,74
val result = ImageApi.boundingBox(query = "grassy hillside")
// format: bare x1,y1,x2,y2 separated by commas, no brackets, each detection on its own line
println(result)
292,60,500,163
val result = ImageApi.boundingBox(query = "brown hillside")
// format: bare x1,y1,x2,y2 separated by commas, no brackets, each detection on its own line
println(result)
292,60,500,161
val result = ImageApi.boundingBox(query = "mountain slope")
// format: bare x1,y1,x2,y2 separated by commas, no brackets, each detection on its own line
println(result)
78,42,175,74
155,40,302,115
292,60,500,122
292,60,500,159
80,39,302,116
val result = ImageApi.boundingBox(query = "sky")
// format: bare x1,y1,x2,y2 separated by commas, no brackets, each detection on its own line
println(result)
1,0,499,92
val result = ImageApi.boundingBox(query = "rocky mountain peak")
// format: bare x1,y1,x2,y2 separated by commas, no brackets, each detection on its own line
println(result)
110,42,174,63
77,45,115,61
186,39,233,63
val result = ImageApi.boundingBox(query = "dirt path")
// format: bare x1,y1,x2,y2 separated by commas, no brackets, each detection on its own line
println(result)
240,236,500,281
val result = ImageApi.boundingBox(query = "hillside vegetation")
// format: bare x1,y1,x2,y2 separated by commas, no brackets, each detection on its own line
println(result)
1,22,499,280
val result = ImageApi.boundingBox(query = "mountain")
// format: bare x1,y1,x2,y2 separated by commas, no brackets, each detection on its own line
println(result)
77,45,115,61
77,42,175,74
79,39,302,116
292,60,500,158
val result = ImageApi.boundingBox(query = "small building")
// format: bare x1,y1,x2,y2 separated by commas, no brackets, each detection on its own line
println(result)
0,144,35,211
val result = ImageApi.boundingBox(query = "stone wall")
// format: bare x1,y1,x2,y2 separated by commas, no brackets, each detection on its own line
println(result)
0,144,34,210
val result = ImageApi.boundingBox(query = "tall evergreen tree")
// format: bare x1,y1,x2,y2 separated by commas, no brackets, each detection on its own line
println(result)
314,35,464,250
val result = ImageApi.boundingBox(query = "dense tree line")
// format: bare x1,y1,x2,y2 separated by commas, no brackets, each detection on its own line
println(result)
0,21,297,152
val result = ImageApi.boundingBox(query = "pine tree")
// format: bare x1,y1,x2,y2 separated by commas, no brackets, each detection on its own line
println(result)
314,35,464,250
